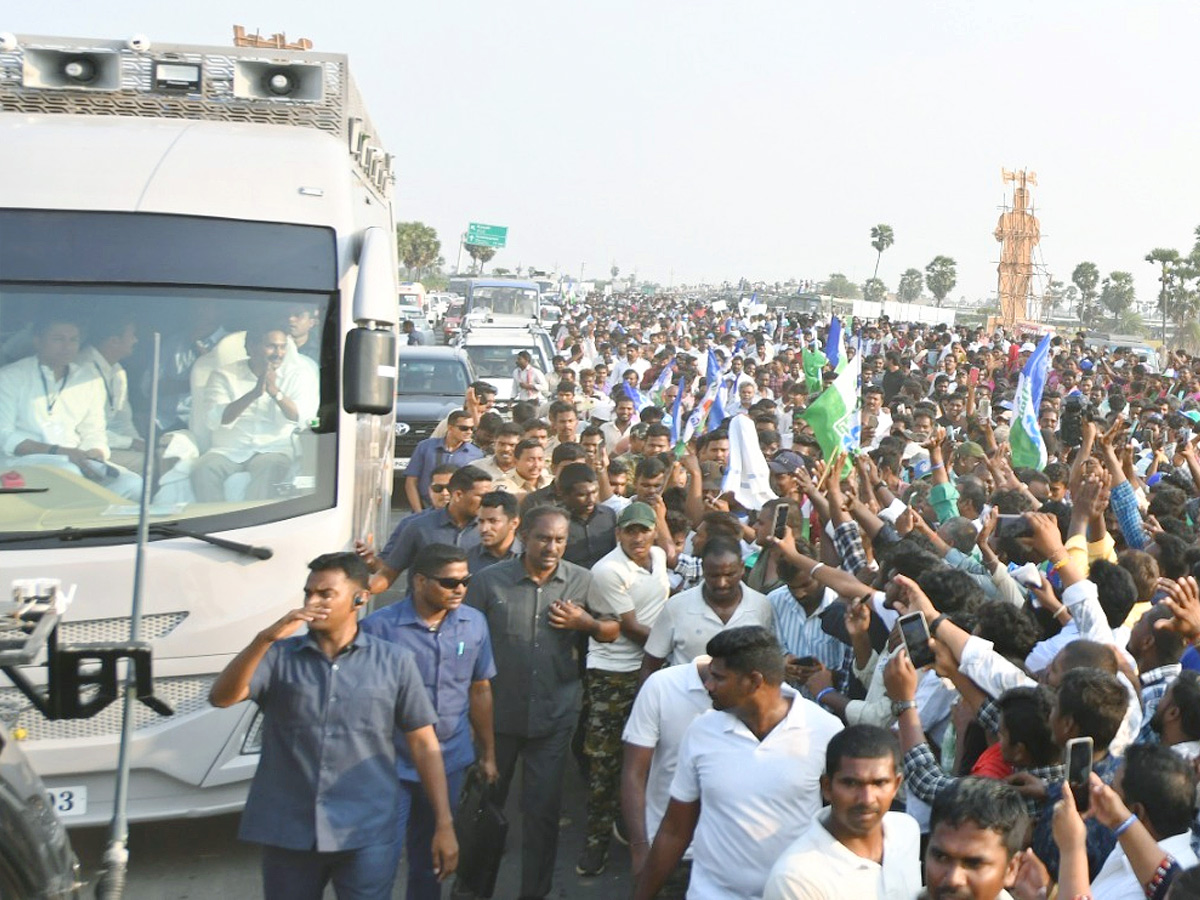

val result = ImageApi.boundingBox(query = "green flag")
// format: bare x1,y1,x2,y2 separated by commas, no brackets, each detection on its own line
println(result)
802,347,827,393
800,352,861,469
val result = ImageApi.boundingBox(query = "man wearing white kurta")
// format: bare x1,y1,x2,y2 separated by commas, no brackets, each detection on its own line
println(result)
632,626,843,900
0,317,142,499
192,326,318,502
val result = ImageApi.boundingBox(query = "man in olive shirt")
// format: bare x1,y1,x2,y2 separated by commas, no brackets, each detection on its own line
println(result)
465,506,617,900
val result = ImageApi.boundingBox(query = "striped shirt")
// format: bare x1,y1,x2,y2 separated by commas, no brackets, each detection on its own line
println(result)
768,585,854,690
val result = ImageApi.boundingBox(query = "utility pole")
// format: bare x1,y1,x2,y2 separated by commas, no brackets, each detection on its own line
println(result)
455,231,466,275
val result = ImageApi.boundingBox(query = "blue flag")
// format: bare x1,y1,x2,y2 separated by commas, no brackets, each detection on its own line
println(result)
1011,334,1052,470
670,375,685,445
622,381,652,413
825,316,844,371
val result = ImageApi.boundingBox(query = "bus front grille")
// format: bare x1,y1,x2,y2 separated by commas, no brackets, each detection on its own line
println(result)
0,673,215,741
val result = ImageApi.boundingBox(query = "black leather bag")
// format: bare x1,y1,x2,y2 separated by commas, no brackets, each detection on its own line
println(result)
453,765,508,897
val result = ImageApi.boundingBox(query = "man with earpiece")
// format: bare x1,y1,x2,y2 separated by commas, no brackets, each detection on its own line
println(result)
209,552,459,900
360,543,498,900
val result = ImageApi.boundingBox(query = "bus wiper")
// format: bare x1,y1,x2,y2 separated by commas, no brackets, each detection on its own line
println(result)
150,523,274,560
46,522,273,560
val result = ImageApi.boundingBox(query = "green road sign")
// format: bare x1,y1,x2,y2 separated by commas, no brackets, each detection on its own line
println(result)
466,222,507,248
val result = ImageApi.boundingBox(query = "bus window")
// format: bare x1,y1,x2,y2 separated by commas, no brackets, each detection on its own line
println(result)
0,284,337,540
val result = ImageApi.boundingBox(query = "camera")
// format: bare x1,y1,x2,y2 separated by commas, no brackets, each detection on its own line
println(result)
1060,394,1088,448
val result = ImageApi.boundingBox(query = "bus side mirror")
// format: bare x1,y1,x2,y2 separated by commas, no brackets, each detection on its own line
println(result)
344,327,396,415
344,226,398,414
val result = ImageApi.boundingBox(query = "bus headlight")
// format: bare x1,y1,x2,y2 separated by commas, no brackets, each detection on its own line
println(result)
240,707,264,755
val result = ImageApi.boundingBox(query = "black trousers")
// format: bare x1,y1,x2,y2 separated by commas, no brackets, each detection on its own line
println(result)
493,726,573,899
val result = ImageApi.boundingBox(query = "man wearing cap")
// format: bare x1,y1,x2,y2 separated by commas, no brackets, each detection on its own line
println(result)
576,502,672,877
768,450,806,503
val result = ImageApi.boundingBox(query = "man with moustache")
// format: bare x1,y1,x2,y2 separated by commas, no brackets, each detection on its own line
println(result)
576,503,671,877
763,725,920,899
467,490,521,573
465,506,612,900
210,552,457,899
360,545,496,900
633,626,842,900
192,323,319,502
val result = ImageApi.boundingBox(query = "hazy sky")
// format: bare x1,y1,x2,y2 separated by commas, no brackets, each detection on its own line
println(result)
11,2,1200,307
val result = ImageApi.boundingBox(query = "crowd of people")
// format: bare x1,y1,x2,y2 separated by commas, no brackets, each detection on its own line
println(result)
219,290,1200,900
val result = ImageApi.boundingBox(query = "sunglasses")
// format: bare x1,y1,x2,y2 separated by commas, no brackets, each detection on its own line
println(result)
455,424,475,432
432,575,471,590
430,484,450,493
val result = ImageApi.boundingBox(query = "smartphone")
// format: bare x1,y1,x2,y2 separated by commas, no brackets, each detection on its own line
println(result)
772,503,790,539
898,611,936,669
996,514,1033,539
968,367,981,385
795,656,819,667
1065,736,1093,813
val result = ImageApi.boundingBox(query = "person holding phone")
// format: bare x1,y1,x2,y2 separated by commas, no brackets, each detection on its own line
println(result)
1052,747,1199,899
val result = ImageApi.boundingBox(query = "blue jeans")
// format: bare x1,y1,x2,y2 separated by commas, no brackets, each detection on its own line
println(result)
261,841,400,900
397,766,466,900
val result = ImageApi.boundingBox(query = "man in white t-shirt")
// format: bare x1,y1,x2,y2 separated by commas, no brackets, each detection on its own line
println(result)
577,503,671,877
763,724,920,900
632,626,843,900
622,656,714,898
639,538,773,680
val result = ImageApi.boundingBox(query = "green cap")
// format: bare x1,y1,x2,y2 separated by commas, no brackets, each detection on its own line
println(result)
618,501,657,531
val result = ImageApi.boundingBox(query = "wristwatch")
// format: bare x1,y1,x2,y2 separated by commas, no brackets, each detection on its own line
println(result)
891,699,917,717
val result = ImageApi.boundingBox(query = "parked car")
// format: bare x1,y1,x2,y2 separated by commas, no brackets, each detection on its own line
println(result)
459,326,554,405
393,346,475,503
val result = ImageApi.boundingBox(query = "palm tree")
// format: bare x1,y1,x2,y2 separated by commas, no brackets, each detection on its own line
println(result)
395,221,441,278
897,268,923,303
1071,262,1100,326
870,224,894,281
1145,248,1181,343
925,256,957,307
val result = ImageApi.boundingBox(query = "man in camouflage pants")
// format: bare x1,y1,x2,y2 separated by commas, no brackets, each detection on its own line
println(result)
577,502,672,876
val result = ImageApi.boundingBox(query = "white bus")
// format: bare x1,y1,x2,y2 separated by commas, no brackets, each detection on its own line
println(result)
0,34,399,825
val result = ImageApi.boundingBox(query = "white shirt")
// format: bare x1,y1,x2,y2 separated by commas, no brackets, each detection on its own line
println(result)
1091,831,1197,900
670,690,844,900
0,355,109,457
644,583,774,666
622,659,713,851
586,544,671,672
600,419,634,453
512,365,548,400
204,359,319,463
763,810,922,900
79,346,140,449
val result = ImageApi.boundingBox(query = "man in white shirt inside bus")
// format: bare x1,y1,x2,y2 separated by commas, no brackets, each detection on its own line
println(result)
0,313,142,499
191,324,318,502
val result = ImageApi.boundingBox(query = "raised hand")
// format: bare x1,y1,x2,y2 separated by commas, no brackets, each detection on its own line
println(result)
1156,576,1200,643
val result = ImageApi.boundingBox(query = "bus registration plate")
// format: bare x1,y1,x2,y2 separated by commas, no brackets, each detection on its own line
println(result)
45,785,87,818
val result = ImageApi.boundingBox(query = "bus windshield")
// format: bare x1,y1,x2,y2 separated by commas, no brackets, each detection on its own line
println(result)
0,284,337,540
469,286,539,318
